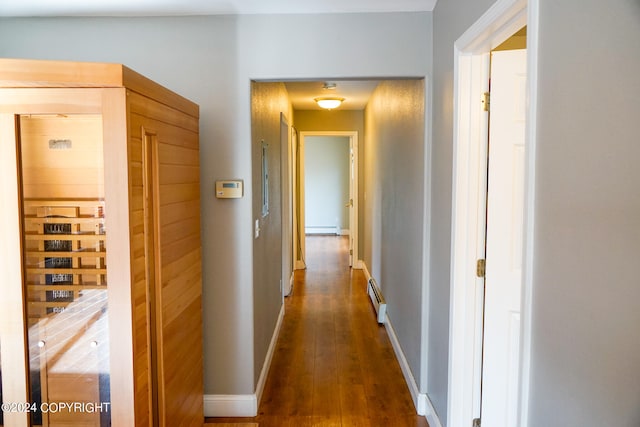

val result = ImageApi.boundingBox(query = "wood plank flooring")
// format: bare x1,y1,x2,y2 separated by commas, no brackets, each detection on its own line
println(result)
205,236,429,427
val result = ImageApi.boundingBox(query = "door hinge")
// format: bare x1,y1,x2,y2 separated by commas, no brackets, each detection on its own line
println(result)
473,418,481,427
476,259,486,278
349,249,353,256
482,91,490,112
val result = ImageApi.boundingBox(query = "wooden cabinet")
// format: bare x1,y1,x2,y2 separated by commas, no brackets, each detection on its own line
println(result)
0,59,203,427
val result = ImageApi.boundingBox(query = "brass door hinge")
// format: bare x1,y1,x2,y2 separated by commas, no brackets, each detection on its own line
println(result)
476,259,486,278
482,91,490,112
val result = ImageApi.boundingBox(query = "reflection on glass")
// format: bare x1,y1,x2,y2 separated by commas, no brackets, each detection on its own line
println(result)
20,115,111,426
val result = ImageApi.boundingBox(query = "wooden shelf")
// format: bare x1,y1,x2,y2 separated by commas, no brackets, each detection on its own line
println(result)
22,198,107,318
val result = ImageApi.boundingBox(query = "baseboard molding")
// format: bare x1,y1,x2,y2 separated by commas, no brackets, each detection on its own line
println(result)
423,394,444,427
385,314,421,413
203,394,256,417
385,314,442,427
361,261,372,282
204,304,285,418
256,304,285,406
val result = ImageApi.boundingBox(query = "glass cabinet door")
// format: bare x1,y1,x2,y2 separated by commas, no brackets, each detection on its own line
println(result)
19,114,111,426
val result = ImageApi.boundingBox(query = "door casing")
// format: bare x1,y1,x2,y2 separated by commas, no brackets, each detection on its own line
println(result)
447,0,539,426
295,131,360,270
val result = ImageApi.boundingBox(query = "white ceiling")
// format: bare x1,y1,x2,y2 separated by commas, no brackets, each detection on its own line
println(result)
0,0,438,17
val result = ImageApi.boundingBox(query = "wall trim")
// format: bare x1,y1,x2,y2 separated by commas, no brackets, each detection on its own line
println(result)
203,394,256,417
385,315,420,412
361,261,372,282
256,303,285,406
447,0,536,426
204,303,284,418
423,394,445,427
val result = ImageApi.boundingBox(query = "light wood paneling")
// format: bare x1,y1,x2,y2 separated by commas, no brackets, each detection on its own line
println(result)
0,58,199,118
0,114,30,427
128,90,202,427
0,60,201,427
19,115,105,199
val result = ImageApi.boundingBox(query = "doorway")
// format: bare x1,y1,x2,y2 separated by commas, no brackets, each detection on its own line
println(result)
447,0,539,426
294,131,359,270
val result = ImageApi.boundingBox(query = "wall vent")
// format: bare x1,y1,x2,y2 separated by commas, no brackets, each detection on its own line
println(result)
367,278,387,324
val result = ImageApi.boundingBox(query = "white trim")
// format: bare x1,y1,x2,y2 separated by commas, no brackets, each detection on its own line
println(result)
385,314,419,413
420,75,433,408
363,261,441,425
203,304,285,417
386,314,442,426
256,303,285,406
361,261,372,283
423,394,445,427
203,394,256,417
297,131,359,269
519,1,539,424
447,0,536,427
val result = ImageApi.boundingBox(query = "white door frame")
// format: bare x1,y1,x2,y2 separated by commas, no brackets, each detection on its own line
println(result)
296,131,359,269
447,0,538,426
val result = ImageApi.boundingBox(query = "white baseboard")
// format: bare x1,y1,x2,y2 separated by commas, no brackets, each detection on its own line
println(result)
204,304,285,418
385,313,442,427
385,314,420,412
361,261,372,283
256,304,285,405
423,394,444,427
203,394,256,417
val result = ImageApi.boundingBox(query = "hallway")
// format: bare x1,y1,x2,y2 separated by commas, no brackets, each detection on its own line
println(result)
206,236,429,427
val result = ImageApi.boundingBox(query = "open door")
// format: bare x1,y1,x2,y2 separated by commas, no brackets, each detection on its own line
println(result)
480,48,527,427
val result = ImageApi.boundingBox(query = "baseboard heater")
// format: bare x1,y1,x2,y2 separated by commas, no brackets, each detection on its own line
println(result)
367,278,387,324
306,226,339,235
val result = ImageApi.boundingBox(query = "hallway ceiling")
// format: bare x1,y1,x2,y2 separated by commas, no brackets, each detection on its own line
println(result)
285,80,380,111
0,0,438,17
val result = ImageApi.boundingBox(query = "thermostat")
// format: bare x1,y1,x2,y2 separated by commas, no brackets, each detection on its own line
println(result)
216,180,243,199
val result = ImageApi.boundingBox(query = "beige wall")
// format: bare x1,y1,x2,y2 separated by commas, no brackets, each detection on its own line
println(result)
251,81,292,386
294,110,365,254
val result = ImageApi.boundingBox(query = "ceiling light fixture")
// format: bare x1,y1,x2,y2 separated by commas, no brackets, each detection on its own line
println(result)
315,97,344,110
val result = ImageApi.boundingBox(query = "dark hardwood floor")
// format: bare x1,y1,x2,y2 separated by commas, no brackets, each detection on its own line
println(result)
205,236,429,427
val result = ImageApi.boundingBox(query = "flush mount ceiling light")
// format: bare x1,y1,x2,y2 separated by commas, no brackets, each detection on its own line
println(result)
315,97,345,110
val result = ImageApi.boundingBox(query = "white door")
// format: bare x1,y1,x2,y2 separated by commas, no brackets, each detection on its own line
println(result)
347,140,355,267
481,48,527,426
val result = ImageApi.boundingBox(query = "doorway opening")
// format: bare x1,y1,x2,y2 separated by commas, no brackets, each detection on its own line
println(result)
447,0,539,426
295,131,359,270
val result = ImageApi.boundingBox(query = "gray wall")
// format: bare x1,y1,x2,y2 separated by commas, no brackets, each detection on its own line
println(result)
250,82,291,386
431,1,496,421
0,12,433,397
304,136,351,232
364,79,426,386
529,0,640,425
432,0,640,425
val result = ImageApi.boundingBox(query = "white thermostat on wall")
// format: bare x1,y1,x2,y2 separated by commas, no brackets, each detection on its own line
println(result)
216,180,243,199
